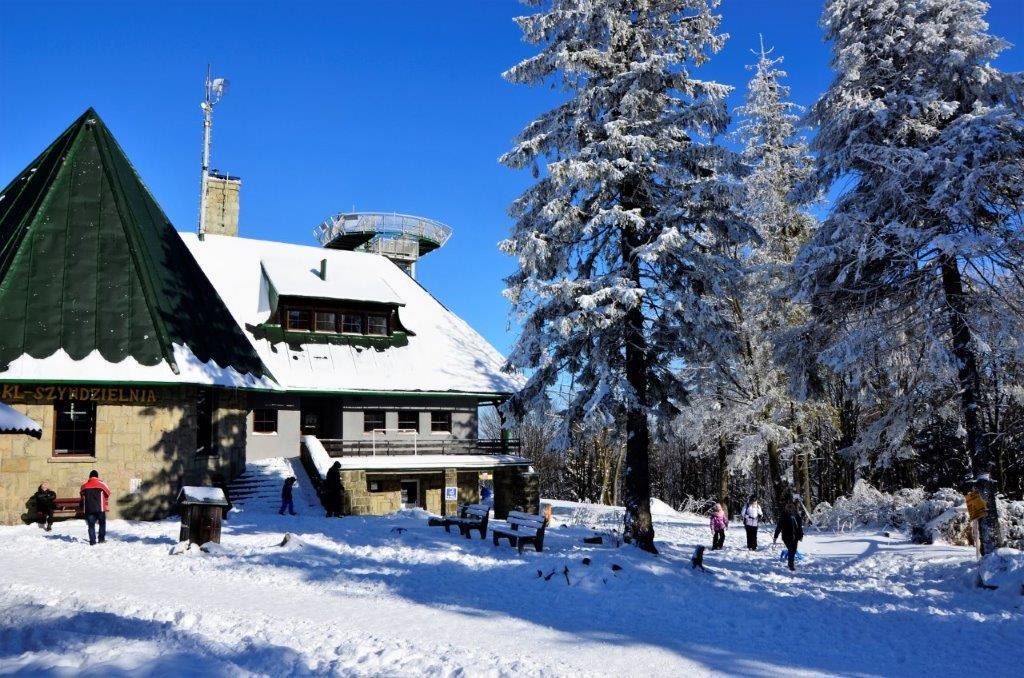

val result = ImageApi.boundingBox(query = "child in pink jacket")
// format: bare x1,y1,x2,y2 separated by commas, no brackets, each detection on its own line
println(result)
710,503,728,550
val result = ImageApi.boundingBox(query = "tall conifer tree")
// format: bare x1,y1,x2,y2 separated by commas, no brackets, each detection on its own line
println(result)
500,0,748,551
796,0,1024,554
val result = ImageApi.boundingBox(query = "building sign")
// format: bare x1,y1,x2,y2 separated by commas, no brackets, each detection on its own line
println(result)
1,384,158,405
966,491,988,522
444,486,458,501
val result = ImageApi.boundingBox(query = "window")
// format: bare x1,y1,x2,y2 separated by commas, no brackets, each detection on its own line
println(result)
364,410,385,433
286,308,311,331
367,314,388,336
314,311,337,333
53,400,96,456
340,313,363,334
368,480,383,492
196,388,215,455
430,411,452,433
398,411,419,431
253,408,278,434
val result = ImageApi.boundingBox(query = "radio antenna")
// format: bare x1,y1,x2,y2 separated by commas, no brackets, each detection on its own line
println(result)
197,64,229,237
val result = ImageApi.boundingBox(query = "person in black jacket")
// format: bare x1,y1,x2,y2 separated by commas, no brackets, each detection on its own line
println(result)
279,476,298,516
773,501,804,571
324,462,343,518
33,481,57,531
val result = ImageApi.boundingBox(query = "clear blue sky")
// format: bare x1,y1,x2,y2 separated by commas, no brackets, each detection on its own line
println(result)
2,1,1022,356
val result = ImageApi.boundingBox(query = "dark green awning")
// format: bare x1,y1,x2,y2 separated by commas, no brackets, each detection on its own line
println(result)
0,109,267,379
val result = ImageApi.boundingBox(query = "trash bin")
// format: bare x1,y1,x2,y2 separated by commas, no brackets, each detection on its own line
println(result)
177,486,230,545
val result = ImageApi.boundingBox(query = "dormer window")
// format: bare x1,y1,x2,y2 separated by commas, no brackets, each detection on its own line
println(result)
315,311,337,333
286,309,312,331
341,313,364,334
367,314,388,336
278,299,408,339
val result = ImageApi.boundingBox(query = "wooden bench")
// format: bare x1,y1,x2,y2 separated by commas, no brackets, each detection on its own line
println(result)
492,510,549,553
447,503,490,539
427,504,491,539
30,497,82,522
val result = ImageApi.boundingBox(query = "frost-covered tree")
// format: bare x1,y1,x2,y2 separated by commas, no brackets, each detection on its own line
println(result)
795,0,1024,554
682,39,816,514
500,0,748,552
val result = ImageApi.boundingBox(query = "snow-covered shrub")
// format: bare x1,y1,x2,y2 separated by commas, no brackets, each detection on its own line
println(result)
679,496,717,516
812,482,1022,549
812,481,962,539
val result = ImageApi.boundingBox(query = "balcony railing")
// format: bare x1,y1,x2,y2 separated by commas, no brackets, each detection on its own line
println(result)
319,437,520,457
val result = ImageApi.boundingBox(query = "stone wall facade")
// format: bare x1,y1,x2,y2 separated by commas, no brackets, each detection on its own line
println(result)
0,384,246,524
339,469,466,516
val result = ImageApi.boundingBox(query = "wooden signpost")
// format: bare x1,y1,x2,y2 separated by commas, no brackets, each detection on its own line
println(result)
965,490,988,560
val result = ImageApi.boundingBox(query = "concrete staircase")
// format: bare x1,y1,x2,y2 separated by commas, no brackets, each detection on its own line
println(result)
227,457,320,515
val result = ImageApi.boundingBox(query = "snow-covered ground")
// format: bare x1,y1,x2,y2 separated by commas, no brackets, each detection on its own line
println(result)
0,471,1021,677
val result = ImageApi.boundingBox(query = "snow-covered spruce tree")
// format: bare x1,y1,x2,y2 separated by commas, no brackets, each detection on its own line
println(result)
500,0,748,553
681,39,816,515
796,0,1024,554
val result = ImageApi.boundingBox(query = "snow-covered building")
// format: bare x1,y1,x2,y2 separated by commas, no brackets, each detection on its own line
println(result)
0,109,533,524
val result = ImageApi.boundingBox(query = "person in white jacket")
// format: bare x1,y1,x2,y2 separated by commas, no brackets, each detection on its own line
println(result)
742,496,763,550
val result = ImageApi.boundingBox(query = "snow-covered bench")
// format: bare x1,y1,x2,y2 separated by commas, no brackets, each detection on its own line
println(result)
492,510,549,553
428,503,491,539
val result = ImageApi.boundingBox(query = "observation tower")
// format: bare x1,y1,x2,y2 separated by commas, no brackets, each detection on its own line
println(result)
314,212,453,278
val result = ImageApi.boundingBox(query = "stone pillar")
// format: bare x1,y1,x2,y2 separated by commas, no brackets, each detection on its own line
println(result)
443,468,458,516
341,470,370,515
492,466,538,518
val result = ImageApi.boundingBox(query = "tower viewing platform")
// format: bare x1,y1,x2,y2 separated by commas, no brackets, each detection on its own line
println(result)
314,212,453,277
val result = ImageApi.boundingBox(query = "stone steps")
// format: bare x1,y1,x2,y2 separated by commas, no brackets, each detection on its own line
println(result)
227,457,319,514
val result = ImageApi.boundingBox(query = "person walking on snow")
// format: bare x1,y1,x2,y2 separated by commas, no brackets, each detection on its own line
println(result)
742,496,763,550
33,481,57,532
773,501,804,571
80,470,111,546
279,476,298,516
709,503,728,550
324,461,343,518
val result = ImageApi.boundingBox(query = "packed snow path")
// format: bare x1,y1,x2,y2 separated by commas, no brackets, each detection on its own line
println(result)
0,495,1020,676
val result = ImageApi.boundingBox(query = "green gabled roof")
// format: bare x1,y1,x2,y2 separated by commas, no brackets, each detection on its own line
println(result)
0,108,267,378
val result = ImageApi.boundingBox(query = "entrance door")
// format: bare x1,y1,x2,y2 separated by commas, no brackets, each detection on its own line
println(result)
301,411,320,436
400,479,420,509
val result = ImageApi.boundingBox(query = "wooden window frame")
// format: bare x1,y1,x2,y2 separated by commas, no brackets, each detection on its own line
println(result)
366,313,389,336
397,410,419,432
280,300,396,338
286,308,312,332
252,408,278,435
314,310,338,333
430,411,452,434
52,399,97,457
363,410,386,433
340,312,365,335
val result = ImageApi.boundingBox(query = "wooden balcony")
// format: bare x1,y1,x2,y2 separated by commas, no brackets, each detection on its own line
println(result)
319,437,520,457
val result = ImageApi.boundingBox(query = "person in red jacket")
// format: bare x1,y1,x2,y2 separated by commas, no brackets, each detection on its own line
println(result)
80,470,111,546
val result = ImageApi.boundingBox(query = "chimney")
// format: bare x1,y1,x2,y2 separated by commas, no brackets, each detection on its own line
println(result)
203,171,241,237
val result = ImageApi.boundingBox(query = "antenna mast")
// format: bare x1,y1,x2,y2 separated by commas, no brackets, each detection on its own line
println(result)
197,65,228,237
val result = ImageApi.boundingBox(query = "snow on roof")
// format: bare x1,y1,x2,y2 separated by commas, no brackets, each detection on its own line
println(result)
0,401,42,437
332,454,532,472
1,344,277,389
178,486,229,506
260,255,404,306
182,234,523,396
